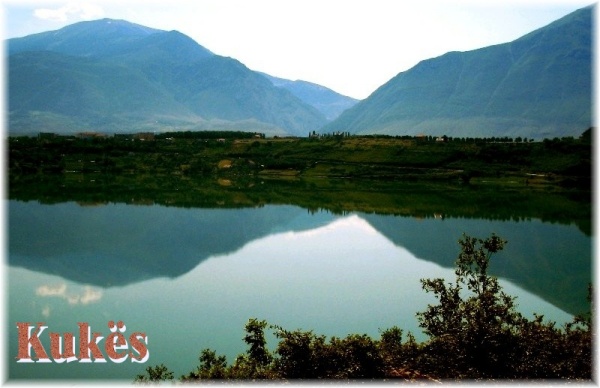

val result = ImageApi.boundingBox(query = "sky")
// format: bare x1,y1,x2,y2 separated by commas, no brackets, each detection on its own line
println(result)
1,0,594,100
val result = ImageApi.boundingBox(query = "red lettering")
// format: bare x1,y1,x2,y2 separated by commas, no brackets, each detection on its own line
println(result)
78,322,106,363
16,322,50,363
50,332,77,363
129,332,149,363
15,321,148,364
105,332,128,362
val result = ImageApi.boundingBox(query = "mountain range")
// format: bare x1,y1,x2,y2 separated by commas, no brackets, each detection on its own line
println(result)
324,5,593,139
7,5,593,138
8,19,352,136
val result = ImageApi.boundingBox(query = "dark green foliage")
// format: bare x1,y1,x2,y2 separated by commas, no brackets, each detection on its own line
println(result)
417,234,523,378
8,131,592,187
134,363,174,383
322,334,384,379
415,234,592,380
155,130,264,140
181,349,228,381
272,326,385,379
242,318,273,372
271,327,321,379
134,233,592,382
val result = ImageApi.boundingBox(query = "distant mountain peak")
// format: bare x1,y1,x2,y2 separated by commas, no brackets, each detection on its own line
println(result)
65,17,161,33
260,73,359,121
7,17,163,58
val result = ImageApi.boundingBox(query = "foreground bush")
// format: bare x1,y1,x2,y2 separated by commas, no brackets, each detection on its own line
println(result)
135,234,592,382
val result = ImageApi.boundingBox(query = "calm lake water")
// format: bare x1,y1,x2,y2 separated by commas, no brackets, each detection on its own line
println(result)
6,183,592,381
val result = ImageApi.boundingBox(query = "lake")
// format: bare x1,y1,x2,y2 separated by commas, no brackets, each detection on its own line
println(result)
6,177,592,381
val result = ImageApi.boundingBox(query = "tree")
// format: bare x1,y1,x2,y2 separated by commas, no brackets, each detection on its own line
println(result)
181,349,228,380
134,363,174,383
243,318,272,367
271,325,384,379
416,233,523,379
230,318,274,379
271,326,322,379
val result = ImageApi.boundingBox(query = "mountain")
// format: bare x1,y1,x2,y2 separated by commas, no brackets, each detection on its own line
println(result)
7,19,327,136
323,5,593,139
260,73,359,121
7,18,164,58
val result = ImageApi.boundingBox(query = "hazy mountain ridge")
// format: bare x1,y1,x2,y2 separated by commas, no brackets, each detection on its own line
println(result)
260,73,359,121
7,19,328,136
323,5,593,139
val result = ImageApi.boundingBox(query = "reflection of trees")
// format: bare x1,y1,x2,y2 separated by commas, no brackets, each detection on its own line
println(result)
8,174,591,235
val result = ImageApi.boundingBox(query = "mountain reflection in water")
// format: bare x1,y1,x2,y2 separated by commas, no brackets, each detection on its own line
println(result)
7,177,592,379
8,196,591,317
8,206,581,380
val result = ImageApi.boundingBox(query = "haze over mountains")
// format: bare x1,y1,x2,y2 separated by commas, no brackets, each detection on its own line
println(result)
7,5,593,138
260,73,359,121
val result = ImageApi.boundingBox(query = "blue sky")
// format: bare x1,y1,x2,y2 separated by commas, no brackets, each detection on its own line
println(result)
1,0,593,99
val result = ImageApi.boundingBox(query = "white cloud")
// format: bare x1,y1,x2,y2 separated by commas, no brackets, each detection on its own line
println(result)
42,305,51,318
78,286,103,305
36,283,67,297
36,283,103,305
33,2,104,22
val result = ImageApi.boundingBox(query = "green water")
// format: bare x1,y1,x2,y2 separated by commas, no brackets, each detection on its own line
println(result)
6,179,592,381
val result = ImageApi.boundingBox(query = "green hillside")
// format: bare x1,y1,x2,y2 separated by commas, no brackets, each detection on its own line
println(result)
323,6,592,139
8,51,198,132
7,19,327,136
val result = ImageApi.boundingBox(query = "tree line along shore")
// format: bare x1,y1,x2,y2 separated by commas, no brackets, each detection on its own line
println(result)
8,128,592,188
